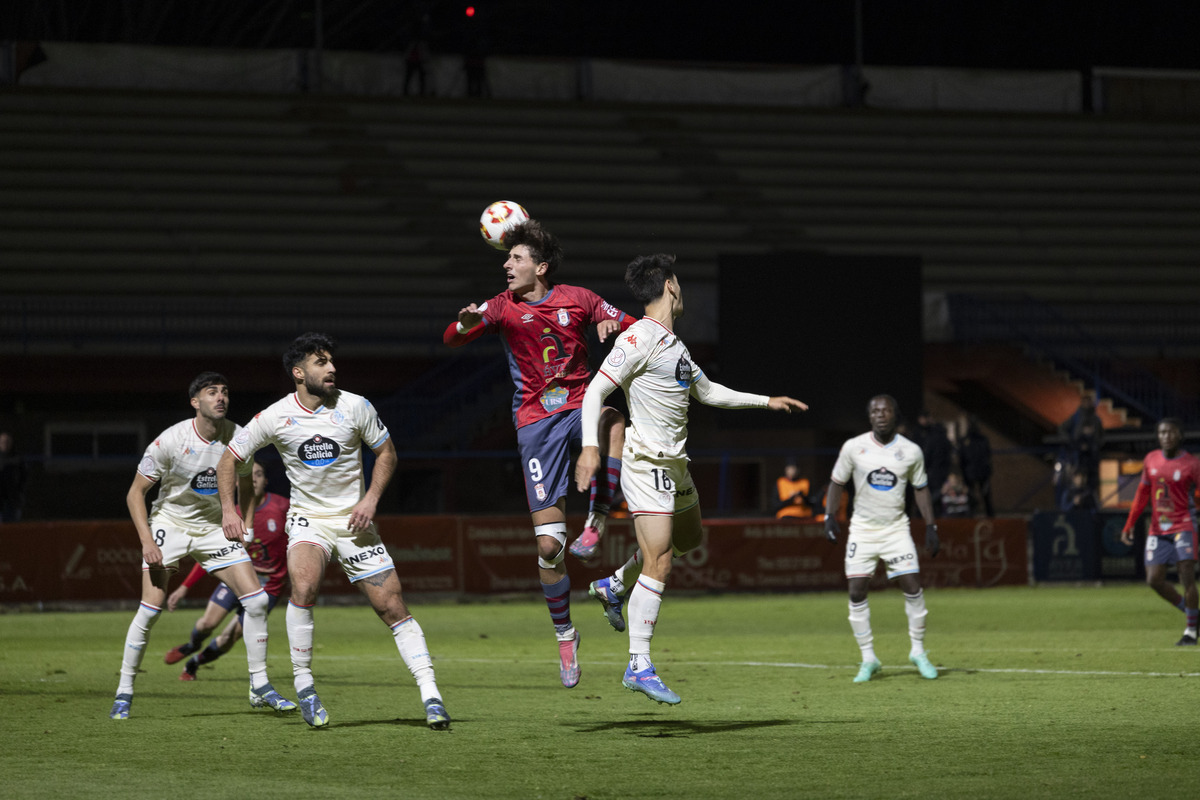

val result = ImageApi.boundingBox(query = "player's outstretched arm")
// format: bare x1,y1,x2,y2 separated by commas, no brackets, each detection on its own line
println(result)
443,303,488,347
768,396,809,413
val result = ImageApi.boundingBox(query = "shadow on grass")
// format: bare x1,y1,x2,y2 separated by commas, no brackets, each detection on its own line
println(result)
565,718,796,738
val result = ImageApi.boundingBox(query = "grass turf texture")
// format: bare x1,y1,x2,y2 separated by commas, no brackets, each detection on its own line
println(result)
2,585,1197,799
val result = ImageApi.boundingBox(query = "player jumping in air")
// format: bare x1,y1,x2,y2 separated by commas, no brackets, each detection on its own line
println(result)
444,219,634,688
576,254,807,704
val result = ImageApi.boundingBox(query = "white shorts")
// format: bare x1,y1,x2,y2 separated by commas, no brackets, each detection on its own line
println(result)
286,512,394,583
621,452,700,517
845,518,920,580
144,516,251,573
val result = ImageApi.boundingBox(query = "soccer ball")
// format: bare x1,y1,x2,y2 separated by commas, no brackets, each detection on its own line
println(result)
479,201,529,250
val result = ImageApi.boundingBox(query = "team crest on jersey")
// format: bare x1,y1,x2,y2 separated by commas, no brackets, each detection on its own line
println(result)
535,483,546,501
331,410,345,425
557,309,570,326
607,348,626,367
1174,469,1182,481
299,435,340,467
867,468,898,490
235,430,250,444
674,356,693,387
191,467,219,495
139,456,156,474
895,448,904,461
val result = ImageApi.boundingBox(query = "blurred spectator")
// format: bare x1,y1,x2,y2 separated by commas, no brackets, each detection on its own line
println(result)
0,431,28,522
1061,394,1104,491
773,460,814,519
404,15,433,97
913,410,953,515
940,473,971,518
957,415,994,517
1067,471,1097,512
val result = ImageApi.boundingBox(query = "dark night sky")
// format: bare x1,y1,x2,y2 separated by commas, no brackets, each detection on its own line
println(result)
7,0,1200,70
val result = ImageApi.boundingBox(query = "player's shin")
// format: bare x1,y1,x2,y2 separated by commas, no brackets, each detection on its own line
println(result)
118,602,163,695
239,590,270,688
848,600,876,663
391,616,442,703
904,590,929,656
286,600,316,695
626,576,665,670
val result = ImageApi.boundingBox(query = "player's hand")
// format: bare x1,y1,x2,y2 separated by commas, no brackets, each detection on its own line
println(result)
768,396,809,413
348,497,377,533
143,543,164,569
222,510,246,543
595,319,621,342
926,523,940,558
823,516,840,544
1120,527,1134,546
167,585,188,612
575,446,601,493
458,303,484,330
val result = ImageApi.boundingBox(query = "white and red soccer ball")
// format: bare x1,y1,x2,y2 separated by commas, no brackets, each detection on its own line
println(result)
479,201,529,250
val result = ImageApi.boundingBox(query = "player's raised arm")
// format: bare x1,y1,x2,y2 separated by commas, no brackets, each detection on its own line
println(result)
443,302,488,347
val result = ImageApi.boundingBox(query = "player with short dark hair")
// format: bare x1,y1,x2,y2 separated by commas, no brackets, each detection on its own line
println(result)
1120,417,1199,646
576,254,807,704
824,394,940,683
218,332,450,730
444,219,634,688
109,374,294,720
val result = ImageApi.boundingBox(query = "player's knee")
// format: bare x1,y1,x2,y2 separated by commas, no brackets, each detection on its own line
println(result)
240,591,269,619
538,542,566,569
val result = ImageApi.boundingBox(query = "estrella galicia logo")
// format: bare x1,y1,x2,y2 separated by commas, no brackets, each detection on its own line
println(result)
299,435,340,467
191,467,219,495
674,356,693,387
867,467,898,491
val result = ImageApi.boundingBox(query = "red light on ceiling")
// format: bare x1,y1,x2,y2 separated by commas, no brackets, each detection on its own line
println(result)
465,6,476,16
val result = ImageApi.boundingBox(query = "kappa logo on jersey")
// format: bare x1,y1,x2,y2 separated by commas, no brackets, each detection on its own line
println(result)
674,356,693,387
298,435,340,467
285,416,297,426
557,308,570,326
607,348,627,367
625,334,638,347
190,467,219,495
867,468,898,490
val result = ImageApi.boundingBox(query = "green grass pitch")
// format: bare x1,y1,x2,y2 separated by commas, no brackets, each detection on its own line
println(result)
2,585,1197,799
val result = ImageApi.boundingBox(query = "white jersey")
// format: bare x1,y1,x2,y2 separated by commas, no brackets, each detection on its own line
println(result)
138,417,251,528
229,390,390,518
586,317,767,461
831,431,928,531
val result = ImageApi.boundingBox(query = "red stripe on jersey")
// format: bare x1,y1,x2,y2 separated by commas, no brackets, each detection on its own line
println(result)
190,419,213,445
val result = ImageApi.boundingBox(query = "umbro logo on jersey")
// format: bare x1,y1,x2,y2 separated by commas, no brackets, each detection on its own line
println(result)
521,313,535,323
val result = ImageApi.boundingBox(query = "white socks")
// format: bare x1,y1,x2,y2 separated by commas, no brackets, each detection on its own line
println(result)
904,590,929,657
610,552,643,596
848,600,876,663
391,616,441,703
286,600,316,696
117,601,162,695
627,575,665,664
239,589,270,689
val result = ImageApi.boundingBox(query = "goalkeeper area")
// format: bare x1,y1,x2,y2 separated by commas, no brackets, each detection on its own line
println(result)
3,585,1195,799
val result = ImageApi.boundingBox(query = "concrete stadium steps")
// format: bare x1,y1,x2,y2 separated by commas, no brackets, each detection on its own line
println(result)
4,87,1200,355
